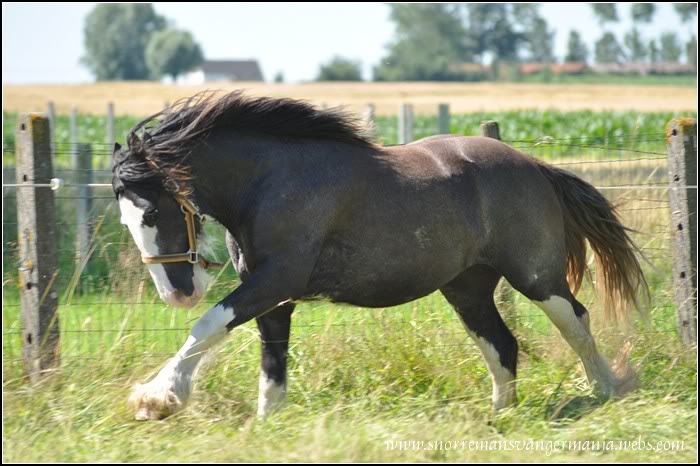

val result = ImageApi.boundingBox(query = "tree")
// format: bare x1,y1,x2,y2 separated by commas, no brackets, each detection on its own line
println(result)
590,3,619,25
624,28,647,62
145,28,203,80
595,32,625,64
317,56,363,81
673,3,697,23
648,39,660,63
274,71,285,83
565,30,589,63
524,17,555,62
374,4,472,81
687,36,697,66
82,4,166,80
631,3,655,23
660,32,682,62
464,4,523,63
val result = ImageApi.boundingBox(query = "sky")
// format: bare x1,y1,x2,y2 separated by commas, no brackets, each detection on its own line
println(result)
2,3,696,84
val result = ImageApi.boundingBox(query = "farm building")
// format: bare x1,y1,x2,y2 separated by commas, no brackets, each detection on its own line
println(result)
178,60,265,84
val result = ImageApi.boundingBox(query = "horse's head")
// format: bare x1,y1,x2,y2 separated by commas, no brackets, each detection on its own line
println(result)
112,143,212,308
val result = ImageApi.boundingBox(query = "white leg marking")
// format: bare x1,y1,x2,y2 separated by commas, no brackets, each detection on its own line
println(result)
129,304,235,420
257,370,286,418
533,296,616,395
466,330,516,410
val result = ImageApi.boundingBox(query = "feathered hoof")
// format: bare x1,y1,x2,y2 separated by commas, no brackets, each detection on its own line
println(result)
128,380,185,421
610,340,640,398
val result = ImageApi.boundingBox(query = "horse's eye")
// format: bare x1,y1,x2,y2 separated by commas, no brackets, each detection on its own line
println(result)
143,208,158,224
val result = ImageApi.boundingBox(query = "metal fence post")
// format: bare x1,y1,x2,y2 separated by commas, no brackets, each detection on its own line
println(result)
399,103,414,144
667,118,697,345
16,114,60,381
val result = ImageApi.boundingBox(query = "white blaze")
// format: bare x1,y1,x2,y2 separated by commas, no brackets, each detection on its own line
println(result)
118,196,210,305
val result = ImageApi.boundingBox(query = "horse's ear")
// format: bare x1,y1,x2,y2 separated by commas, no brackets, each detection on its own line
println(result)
112,142,122,159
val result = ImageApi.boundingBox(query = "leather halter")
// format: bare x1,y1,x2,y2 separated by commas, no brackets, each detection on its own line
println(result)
141,195,223,270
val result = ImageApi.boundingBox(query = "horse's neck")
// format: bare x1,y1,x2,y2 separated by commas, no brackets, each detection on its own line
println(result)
189,135,284,229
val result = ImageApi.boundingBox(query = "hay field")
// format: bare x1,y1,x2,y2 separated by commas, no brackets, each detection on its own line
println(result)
4,81,697,117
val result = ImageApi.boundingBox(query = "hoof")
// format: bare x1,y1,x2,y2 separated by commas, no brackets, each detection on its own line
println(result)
610,341,639,397
128,380,186,421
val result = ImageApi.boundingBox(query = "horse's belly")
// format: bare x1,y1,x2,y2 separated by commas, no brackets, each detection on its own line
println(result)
305,239,470,308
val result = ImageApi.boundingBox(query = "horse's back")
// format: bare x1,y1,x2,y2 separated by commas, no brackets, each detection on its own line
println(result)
384,135,566,271
308,136,563,307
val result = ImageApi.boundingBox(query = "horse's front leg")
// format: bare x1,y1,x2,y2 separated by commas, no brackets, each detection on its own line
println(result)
129,301,233,420
128,263,305,420
256,303,294,417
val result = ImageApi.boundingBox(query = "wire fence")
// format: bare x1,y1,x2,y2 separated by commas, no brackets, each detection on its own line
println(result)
1,118,692,375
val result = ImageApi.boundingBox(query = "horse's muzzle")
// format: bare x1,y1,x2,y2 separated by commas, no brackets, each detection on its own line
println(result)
163,289,202,308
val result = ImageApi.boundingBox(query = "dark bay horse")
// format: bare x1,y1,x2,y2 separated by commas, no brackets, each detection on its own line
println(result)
112,91,646,420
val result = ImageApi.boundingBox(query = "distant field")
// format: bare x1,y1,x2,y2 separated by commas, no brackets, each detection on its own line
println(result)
3,81,697,117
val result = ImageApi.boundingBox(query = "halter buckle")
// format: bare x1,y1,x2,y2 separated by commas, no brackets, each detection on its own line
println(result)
187,250,199,264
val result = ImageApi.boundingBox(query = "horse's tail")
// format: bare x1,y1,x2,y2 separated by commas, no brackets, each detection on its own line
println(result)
534,159,648,321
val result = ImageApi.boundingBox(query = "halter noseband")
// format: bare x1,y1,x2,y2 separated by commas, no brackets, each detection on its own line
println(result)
141,195,223,270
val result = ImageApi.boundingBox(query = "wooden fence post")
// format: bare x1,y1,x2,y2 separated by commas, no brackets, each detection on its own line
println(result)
75,143,93,261
438,103,450,134
70,106,78,169
47,101,56,164
480,120,501,140
399,103,414,144
106,102,115,169
16,114,60,381
667,118,697,345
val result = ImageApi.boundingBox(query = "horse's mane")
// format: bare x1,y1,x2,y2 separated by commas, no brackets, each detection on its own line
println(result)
116,90,375,195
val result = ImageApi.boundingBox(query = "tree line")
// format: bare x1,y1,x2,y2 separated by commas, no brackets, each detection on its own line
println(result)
82,4,697,83
319,3,697,81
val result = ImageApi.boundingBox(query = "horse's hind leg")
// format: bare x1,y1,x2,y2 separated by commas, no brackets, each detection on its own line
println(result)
440,265,518,410
508,273,628,397
256,303,294,417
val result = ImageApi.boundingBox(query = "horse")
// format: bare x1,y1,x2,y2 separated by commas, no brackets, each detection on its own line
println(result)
112,91,646,421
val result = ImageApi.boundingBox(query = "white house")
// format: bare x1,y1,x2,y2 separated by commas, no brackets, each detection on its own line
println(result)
175,60,265,85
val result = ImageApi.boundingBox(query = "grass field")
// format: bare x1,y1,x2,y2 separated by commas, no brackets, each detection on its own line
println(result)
3,81,697,118
2,104,697,462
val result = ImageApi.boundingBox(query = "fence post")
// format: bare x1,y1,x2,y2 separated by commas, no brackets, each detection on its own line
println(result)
106,102,115,169
70,106,78,169
667,118,697,345
438,103,450,134
47,101,56,164
16,114,60,381
75,143,93,262
480,120,501,140
399,103,414,144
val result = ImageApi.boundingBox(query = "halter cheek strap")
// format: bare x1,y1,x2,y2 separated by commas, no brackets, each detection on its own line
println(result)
141,195,223,270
